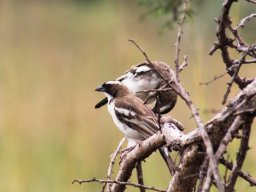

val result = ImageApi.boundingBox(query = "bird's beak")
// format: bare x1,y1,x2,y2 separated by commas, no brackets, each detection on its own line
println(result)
95,86,105,92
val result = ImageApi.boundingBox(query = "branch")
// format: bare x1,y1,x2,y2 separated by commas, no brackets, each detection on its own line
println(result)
72,178,166,192
102,138,126,192
111,132,167,192
174,0,189,77
136,161,145,192
226,117,253,191
209,0,254,88
200,72,227,86
201,116,243,191
235,13,256,30
220,158,256,186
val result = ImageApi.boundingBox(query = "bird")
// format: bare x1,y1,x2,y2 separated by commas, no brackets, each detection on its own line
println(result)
95,61,177,114
95,80,176,175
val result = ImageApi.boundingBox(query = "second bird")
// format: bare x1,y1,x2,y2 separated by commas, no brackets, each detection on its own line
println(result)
95,61,178,114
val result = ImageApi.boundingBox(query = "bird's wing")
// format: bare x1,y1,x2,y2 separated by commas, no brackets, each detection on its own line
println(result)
114,95,159,139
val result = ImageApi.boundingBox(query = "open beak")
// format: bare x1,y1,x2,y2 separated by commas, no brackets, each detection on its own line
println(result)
95,86,105,92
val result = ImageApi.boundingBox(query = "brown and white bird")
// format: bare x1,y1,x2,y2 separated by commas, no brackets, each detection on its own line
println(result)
95,80,176,175
95,61,177,114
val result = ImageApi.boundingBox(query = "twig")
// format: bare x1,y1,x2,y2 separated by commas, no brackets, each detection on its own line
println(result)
220,158,256,186
178,55,188,73
201,116,243,192
136,161,145,192
102,138,126,192
226,117,252,191
128,39,151,62
222,51,249,104
215,116,243,159
72,178,166,192
242,59,256,64
235,13,256,30
200,72,227,86
197,158,209,192
223,155,230,186
174,0,189,77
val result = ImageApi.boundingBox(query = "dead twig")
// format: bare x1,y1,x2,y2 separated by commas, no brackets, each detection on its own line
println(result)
136,161,145,192
235,13,256,30
174,0,189,77
226,117,252,191
201,116,243,191
73,178,166,192
102,138,126,192
220,158,256,186
200,72,227,86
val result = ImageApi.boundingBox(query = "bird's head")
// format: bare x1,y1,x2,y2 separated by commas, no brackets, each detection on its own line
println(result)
95,81,130,99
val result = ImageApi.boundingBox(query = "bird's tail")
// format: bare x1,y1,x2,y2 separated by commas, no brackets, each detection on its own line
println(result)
159,147,176,176
95,97,108,108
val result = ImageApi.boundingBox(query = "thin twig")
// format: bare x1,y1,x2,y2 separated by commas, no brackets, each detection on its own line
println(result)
201,116,243,192
220,158,256,186
174,0,189,77
102,138,126,192
226,117,252,191
197,158,209,192
128,39,151,62
222,51,248,104
235,13,256,30
136,161,145,192
200,72,228,86
178,55,189,73
72,178,166,192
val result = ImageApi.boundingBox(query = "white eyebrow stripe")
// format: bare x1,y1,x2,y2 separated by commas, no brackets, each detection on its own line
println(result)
106,81,122,85
135,65,151,73
115,107,136,117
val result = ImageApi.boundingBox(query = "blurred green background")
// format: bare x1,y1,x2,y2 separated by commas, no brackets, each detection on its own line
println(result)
0,0,255,191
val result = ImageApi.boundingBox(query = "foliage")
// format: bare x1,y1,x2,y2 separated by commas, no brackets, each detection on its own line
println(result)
137,0,203,30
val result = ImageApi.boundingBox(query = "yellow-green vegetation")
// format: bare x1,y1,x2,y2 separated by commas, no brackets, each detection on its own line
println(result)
0,0,255,191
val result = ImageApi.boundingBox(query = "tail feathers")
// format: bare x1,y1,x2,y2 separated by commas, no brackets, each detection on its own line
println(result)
159,147,176,176
95,97,108,108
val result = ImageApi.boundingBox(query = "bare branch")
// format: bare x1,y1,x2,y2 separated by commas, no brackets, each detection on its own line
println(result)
235,13,256,30
111,132,167,192
102,138,126,192
200,72,227,86
174,0,189,77
201,116,243,191
72,178,166,192
209,0,254,88
222,51,249,104
136,161,145,192
220,158,256,186
128,39,151,62
178,55,188,73
226,117,253,191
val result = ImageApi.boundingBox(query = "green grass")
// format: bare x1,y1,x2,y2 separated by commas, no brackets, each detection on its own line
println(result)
0,0,255,191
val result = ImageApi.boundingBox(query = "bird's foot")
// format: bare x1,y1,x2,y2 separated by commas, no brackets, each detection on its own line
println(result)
119,145,137,164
